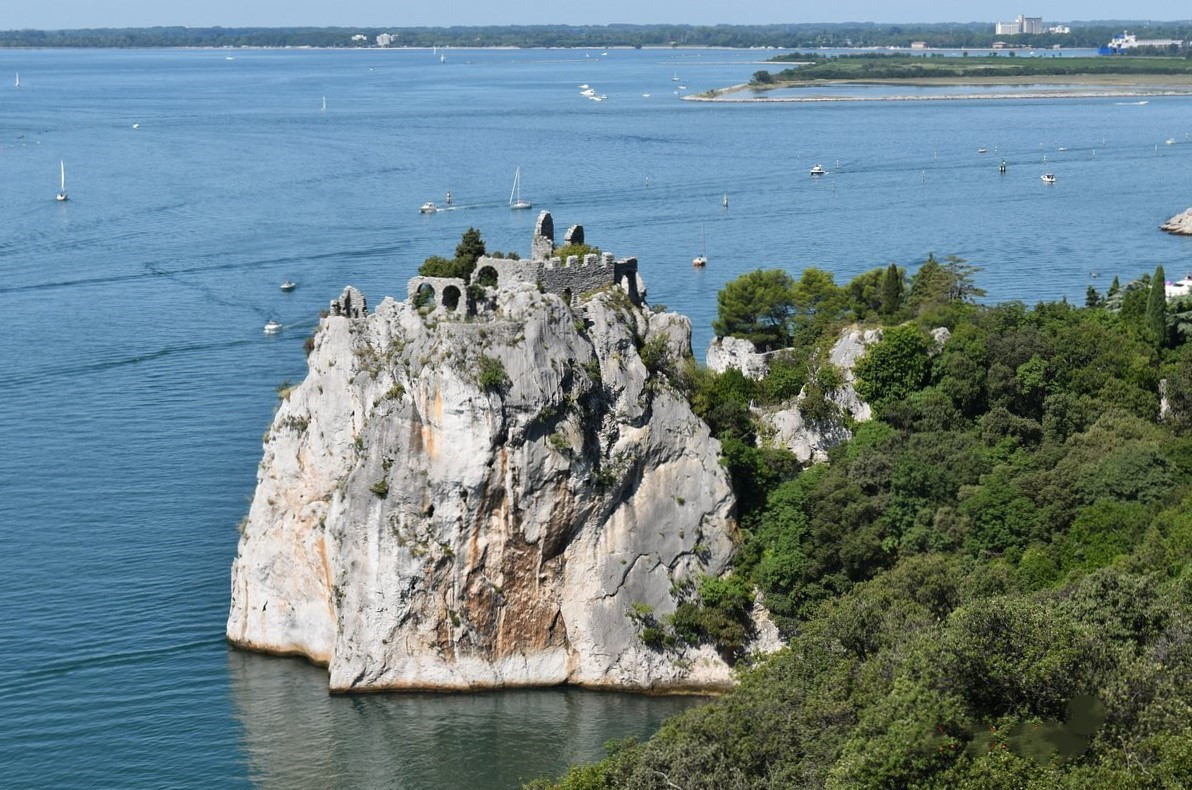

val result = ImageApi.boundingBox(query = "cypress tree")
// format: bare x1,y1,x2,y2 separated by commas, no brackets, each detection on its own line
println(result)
880,263,904,316
1147,265,1167,346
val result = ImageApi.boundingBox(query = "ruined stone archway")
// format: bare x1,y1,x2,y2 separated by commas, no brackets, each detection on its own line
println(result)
441,285,461,311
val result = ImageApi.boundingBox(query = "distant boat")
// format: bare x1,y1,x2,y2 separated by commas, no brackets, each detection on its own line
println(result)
677,85,687,90
280,280,297,292
132,123,140,129
1041,173,1056,184
578,83,590,89
509,166,532,210
56,160,68,202
445,190,452,206
999,159,1007,174
722,193,729,208
419,201,437,214
321,96,326,113
693,226,708,267
440,53,446,63
14,72,18,88
977,147,987,153
672,73,680,81
263,320,282,334
1167,138,1177,145
642,93,651,98
810,164,826,176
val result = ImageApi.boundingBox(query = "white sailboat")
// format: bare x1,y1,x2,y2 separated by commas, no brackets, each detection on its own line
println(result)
14,72,19,88
509,166,532,210
722,193,729,208
56,160,68,202
321,96,326,113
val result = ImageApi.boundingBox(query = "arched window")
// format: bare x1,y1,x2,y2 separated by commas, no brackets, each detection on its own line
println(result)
442,285,461,311
475,266,499,288
414,283,436,310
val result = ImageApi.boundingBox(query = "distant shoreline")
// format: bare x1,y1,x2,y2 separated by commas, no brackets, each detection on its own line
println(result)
689,75,1192,103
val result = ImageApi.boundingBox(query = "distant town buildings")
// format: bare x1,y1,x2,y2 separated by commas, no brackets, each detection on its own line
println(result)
995,15,1046,35
351,34,368,43
910,41,928,49
376,33,394,47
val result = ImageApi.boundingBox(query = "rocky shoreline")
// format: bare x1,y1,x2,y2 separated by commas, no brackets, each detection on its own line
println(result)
1161,207,1192,236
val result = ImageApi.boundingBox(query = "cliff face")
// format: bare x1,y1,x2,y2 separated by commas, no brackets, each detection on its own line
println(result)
227,283,743,692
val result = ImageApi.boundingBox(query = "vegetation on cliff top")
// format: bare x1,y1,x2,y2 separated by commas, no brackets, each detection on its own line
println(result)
532,258,1192,788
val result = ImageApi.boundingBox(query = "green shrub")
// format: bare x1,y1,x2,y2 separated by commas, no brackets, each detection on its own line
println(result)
477,355,509,393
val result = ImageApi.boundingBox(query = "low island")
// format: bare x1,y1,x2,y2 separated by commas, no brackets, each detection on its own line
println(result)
691,54,1192,102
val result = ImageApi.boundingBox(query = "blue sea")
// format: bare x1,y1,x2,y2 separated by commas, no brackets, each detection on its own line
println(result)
1,46,1190,789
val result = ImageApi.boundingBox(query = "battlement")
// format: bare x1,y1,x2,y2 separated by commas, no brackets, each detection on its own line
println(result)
330,285,367,318
402,210,641,316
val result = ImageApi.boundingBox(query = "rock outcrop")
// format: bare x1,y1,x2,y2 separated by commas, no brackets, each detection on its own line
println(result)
705,336,773,380
1161,207,1192,236
228,277,750,692
756,327,885,464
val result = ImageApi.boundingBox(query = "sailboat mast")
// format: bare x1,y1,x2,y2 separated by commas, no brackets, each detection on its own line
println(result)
60,160,65,191
510,166,520,206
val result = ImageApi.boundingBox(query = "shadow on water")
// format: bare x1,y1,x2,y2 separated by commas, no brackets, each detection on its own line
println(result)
227,650,709,790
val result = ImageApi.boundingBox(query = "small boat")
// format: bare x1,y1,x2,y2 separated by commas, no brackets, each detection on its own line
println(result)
56,160,68,202
581,88,596,97
1041,173,1056,184
132,123,140,129
280,280,297,292
321,96,326,113
693,226,708,267
977,147,987,153
677,85,687,90
445,190,452,206
722,193,729,208
440,54,446,63
1167,138,1177,145
263,320,282,334
809,164,826,176
642,93,651,98
998,159,1007,174
14,72,18,88
419,202,437,214
578,83,590,89
672,73,680,81
509,166,532,210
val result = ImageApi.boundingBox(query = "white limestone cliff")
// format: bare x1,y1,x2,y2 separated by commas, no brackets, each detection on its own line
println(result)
228,283,756,693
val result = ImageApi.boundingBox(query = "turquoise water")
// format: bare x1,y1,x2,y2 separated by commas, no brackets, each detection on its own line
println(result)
1,47,1191,788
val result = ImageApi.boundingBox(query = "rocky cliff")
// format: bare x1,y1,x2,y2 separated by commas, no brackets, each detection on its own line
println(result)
227,279,749,693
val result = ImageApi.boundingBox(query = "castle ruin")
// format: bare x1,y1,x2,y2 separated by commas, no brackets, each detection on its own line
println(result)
394,210,641,319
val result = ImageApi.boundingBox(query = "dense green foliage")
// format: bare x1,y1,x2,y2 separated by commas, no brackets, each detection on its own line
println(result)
712,269,797,350
757,54,1192,84
535,259,1192,788
417,226,487,281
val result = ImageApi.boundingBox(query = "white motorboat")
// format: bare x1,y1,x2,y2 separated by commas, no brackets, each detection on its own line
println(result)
419,201,437,214
509,166,532,210
263,320,282,334
56,160,68,202
1041,173,1056,184
280,280,297,292
809,164,826,176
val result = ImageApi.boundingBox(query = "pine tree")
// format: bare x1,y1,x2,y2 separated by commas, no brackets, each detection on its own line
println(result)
1147,265,1167,346
1108,276,1121,298
1085,285,1100,308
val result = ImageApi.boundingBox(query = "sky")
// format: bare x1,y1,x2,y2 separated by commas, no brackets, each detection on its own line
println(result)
3,1,1190,30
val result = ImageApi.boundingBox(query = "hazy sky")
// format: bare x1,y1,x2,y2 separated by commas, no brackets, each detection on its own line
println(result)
4,1,1189,29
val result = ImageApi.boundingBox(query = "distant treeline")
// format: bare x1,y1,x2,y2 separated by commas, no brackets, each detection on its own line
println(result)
752,53,1192,84
0,22,1189,50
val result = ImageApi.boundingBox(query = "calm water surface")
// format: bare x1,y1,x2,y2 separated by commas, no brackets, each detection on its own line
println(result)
1,47,1191,788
